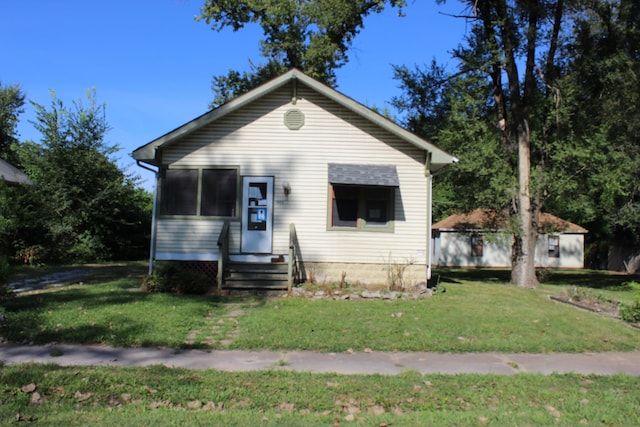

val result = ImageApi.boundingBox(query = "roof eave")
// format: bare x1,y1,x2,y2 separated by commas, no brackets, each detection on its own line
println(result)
132,68,458,167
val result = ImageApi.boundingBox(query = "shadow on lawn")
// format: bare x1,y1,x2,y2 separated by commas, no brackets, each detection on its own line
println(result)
0,278,237,347
434,268,512,285
435,267,639,292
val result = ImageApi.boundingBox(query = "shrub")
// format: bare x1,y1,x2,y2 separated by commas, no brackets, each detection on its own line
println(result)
619,298,640,323
141,262,211,294
0,256,13,306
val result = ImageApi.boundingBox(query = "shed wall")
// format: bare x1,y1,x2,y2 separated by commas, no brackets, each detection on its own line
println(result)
433,231,585,269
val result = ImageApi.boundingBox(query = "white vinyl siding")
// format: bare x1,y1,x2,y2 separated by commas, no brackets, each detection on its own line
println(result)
434,231,585,269
156,85,429,265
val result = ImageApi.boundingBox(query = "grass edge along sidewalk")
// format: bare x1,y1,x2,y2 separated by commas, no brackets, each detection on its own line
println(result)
1,362,639,426
2,344,640,376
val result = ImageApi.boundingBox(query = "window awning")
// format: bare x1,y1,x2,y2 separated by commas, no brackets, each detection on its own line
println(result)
328,163,399,187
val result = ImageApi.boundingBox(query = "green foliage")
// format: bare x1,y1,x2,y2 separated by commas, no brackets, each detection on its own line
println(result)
619,299,640,323
619,283,640,323
4,89,153,264
546,0,640,252
0,81,25,162
0,256,13,306
393,0,640,269
142,262,211,295
198,0,406,106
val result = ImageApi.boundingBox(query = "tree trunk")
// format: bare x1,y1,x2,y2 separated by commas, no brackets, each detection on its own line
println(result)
491,0,540,287
510,119,539,287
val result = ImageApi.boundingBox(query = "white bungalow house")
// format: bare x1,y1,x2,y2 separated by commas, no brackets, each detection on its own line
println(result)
132,69,457,289
432,209,588,269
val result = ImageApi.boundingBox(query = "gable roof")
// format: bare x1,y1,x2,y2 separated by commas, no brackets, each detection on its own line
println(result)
433,209,588,234
0,158,32,185
131,69,457,170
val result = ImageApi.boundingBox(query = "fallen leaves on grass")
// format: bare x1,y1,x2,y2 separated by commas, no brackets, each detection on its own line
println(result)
21,384,36,393
545,404,561,418
74,391,93,402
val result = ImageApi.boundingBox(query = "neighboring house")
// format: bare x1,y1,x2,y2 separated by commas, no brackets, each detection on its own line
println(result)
132,69,457,289
0,158,32,185
432,209,588,269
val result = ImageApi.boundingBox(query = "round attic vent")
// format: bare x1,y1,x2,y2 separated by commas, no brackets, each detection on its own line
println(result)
284,108,305,130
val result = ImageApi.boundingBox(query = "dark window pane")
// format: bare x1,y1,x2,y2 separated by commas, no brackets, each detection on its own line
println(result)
332,186,357,227
201,169,237,217
471,235,483,257
548,236,560,258
161,169,198,215
364,187,390,226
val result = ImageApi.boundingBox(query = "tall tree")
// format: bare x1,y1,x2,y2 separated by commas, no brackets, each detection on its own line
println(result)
0,82,25,163
395,0,571,287
549,0,640,261
11,90,152,263
198,0,406,107
0,83,28,262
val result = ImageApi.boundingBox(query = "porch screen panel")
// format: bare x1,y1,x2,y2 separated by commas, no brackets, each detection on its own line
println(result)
201,169,237,217
161,169,198,215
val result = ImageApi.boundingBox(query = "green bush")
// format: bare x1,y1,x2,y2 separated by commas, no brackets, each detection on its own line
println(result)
0,256,13,306
619,298,640,323
141,262,211,295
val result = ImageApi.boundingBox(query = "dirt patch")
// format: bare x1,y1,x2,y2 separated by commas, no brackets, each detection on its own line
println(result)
549,295,619,317
549,292,640,329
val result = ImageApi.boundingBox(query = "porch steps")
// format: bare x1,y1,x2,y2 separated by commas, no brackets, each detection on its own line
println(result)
223,261,289,290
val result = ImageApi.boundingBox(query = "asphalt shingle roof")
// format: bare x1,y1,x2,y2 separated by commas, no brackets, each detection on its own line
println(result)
328,163,399,187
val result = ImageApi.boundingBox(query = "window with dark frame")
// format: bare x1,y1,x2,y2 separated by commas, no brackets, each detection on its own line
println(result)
548,235,560,258
201,169,237,217
160,169,198,216
471,234,484,257
160,168,238,217
329,184,393,230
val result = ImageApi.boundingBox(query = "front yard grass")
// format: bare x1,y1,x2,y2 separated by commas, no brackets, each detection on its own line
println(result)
2,265,640,425
2,363,639,426
1,266,638,353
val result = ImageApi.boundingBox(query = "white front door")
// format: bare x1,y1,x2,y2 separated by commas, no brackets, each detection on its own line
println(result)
241,176,274,253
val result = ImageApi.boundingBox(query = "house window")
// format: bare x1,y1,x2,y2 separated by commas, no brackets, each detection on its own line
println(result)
201,169,237,216
548,235,560,258
329,184,394,231
471,234,483,257
160,169,198,216
160,168,238,217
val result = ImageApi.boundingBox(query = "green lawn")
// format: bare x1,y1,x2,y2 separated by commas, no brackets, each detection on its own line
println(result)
1,266,638,352
2,265,640,425
1,364,639,426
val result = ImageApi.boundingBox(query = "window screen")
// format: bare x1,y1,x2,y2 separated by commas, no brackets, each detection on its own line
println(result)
160,169,198,215
201,169,237,217
332,186,358,227
330,185,393,230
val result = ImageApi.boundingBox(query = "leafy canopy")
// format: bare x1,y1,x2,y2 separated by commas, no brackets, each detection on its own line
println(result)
197,0,406,107
5,89,152,264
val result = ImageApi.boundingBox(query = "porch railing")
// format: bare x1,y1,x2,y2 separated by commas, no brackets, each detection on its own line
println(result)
288,223,299,293
217,220,230,290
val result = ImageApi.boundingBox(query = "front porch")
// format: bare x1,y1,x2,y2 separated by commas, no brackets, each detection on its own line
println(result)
216,221,301,291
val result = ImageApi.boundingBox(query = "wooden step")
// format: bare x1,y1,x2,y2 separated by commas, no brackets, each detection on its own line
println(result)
223,262,288,290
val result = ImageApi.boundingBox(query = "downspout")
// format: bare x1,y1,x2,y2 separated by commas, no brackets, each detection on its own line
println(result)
136,160,159,276
424,152,433,281
425,155,459,282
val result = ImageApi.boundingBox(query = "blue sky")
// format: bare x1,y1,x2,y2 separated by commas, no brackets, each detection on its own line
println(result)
1,0,469,190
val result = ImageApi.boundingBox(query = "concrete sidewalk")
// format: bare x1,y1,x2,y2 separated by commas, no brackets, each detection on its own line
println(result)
2,344,640,375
